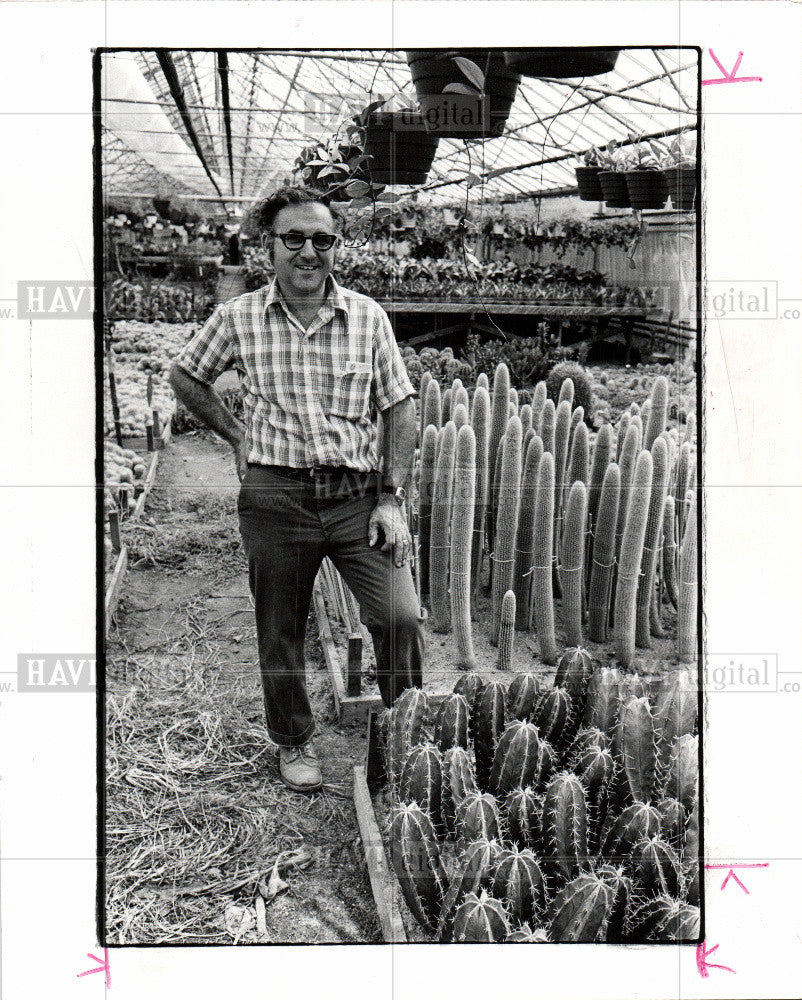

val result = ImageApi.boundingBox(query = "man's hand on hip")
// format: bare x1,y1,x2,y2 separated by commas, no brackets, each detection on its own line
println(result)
368,498,412,568
234,437,248,482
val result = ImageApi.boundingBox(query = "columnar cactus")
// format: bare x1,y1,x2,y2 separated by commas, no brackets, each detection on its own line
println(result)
505,672,539,721
588,463,621,642
453,384,470,418
615,410,630,463
644,375,668,451
553,398,572,540
614,423,642,562
496,590,516,670
490,720,542,797
677,488,698,663
450,425,477,667
636,437,669,648
661,494,679,609
437,838,500,938
674,441,691,541
491,416,522,645
441,746,478,834
538,398,556,455
491,847,546,925
418,424,438,597
566,419,589,494
429,421,456,633
614,449,653,668
456,791,502,843
454,672,484,720
653,665,698,776
452,401,469,431
389,802,448,930
452,891,510,942
684,798,700,905
683,411,696,445
519,402,533,437
664,733,698,812
400,743,443,830
513,440,541,629
655,797,687,852
421,377,441,437
633,835,683,898
560,481,588,646
550,871,614,942
583,667,623,736
418,369,433,444
616,696,657,804
470,384,491,600
601,802,661,865
487,433,505,573
588,423,613,530
385,687,429,789
472,681,507,790
532,739,557,792
626,896,700,942
530,451,557,663
571,743,615,851
533,687,572,749
441,386,452,427
531,380,547,430
476,371,489,392
489,362,511,491
543,772,588,880
505,786,543,850
434,693,470,752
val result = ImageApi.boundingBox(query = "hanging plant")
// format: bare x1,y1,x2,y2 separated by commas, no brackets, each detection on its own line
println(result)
623,139,669,210
502,48,620,79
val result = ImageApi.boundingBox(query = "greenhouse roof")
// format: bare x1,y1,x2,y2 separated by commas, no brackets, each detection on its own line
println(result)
101,48,698,215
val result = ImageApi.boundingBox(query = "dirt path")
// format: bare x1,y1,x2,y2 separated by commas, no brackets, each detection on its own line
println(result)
106,430,381,944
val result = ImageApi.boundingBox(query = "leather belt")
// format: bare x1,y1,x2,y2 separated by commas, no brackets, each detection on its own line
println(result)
251,464,378,499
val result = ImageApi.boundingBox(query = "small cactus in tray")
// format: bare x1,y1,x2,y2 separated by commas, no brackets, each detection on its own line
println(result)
389,802,448,931
400,743,443,831
452,890,511,942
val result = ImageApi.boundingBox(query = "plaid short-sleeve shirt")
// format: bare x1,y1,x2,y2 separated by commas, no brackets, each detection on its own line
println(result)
174,276,415,471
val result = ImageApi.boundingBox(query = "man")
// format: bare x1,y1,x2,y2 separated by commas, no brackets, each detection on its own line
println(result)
170,186,424,793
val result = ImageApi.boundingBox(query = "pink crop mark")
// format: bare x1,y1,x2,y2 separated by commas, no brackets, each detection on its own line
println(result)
697,941,736,978
705,862,769,894
702,50,763,86
77,948,111,988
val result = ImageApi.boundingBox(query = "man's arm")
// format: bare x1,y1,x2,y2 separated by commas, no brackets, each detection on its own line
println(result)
368,395,416,568
169,364,247,479
378,395,417,492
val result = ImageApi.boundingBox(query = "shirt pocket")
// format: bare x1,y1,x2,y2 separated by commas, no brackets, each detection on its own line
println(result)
329,361,372,420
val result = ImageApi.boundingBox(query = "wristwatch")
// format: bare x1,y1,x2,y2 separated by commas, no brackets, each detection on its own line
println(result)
381,484,407,507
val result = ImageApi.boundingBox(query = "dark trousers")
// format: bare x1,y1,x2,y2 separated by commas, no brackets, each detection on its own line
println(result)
238,465,425,747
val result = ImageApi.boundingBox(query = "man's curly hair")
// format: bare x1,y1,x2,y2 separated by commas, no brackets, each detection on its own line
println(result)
243,185,342,239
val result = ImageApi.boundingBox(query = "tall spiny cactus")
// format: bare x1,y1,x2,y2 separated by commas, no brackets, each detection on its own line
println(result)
418,369,432,444
437,838,500,939
492,848,545,925
441,387,452,426
490,720,541,797
615,410,630,463
452,401,469,431
683,411,696,446
538,398,556,455
422,377,441,438
434,693,471,752
553,399,571,547
673,441,691,534
615,449,653,668
588,463,620,642
586,423,613,580
452,384,470,418
452,891,510,942
441,746,477,834
470,384,491,601
558,377,575,408
544,772,588,880
476,372,489,392
430,421,456,633
601,801,660,864
677,488,698,663
531,380,547,429
617,696,657,804
488,433,506,579
389,802,448,930
472,681,507,791
521,427,536,470
560,481,588,646
639,399,652,440
566,421,589,495
491,416,522,645
418,424,437,597
583,667,623,736
661,494,679,610
509,386,519,412
636,437,669,648
496,590,516,671
550,871,616,942
385,687,429,790
644,375,668,451
513,442,540,629
519,402,533,437
400,743,444,830
489,362,511,479
614,422,641,562
456,791,502,843
506,672,540,721
633,836,683,898
529,451,557,663
505,786,543,851
451,424,477,667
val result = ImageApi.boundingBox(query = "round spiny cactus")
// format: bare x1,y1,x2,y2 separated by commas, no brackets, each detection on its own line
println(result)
452,890,510,942
625,895,700,942
583,667,624,736
400,743,443,831
601,801,661,867
633,835,683,898
505,672,539,721
491,847,546,925
456,791,502,843
543,771,589,881
434,693,470,753
532,687,573,750
441,746,478,835
471,680,507,790
506,923,550,943
489,720,541,797
504,786,543,851
389,802,448,931
549,871,613,942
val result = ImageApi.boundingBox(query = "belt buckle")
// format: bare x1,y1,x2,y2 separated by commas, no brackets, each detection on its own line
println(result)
312,466,333,500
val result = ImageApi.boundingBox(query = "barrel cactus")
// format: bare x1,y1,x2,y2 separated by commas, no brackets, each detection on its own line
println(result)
491,847,546,925
583,667,623,736
616,695,657,804
437,838,501,939
664,733,698,812
532,687,573,749
441,746,478,834
546,361,594,422
452,890,510,942
506,924,550,942
389,802,448,931
456,791,502,843
633,835,683,898
554,647,594,707
505,786,543,851
549,871,614,942
472,681,507,790
626,896,700,942
543,771,589,880
489,720,542,797
385,687,429,790
601,801,661,865
434,693,470,752
505,672,539,721
400,743,443,830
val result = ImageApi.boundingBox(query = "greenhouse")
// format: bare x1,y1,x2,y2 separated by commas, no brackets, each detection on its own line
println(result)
101,47,700,946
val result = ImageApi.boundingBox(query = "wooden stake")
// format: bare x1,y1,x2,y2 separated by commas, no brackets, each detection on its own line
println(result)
108,510,121,552
146,425,154,452
346,634,363,697
152,409,161,441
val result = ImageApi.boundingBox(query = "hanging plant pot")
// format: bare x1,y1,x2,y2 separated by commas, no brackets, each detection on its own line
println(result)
598,170,631,208
503,48,620,79
663,165,697,211
575,166,604,201
363,111,439,185
405,49,521,139
624,170,669,210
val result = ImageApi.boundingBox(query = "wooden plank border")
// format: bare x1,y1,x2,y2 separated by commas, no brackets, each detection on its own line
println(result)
104,544,129,636
132,447,160,520
352,764,407,943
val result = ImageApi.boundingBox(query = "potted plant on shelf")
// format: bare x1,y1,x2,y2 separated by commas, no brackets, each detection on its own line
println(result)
661,132,697,211
574,146,605,201
502,47,620,79
405,49,521,139
623,139,669,210
596,142,632,209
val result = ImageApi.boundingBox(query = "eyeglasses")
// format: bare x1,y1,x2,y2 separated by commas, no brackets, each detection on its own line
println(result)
271,231,339,252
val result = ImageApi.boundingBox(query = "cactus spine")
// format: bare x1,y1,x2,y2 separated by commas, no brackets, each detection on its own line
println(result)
450,425,476,667
429,421,456,632
470,384,491,600
418,424,437,597
530,451,557,663
560,481,588,646
491,417,522,644
614,449,653,668
636,437,669,647
389,802,448,930
496,590,516,670
588,463,621,642
677,488,698,663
